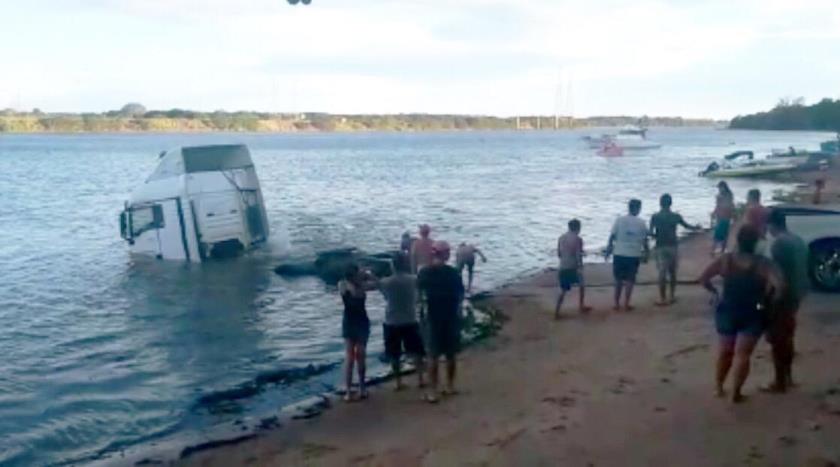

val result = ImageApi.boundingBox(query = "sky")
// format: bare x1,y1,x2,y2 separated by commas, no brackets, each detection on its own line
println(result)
1,0,839,119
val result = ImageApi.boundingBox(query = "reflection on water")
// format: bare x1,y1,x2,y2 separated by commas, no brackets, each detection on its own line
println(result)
0,129,831,465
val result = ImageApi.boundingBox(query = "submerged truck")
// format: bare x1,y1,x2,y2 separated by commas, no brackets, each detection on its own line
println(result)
119,144,270,262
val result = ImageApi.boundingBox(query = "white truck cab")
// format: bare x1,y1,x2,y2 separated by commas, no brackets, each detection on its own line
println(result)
119,144,270,262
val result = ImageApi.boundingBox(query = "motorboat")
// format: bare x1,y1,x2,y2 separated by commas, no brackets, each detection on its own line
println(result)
597,141,624,157
119,144,270,262
767,147,809,165
699,150,797,178
584,125,661,150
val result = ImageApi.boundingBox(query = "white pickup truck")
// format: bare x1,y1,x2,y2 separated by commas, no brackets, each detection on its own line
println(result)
776,204,840,292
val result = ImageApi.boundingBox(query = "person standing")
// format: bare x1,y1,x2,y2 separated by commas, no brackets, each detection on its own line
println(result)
744,189,771,256
699,226,783,403
555,219,592,318
764,209,809,393
711,181,735,256
649,194,701,306
400,231,415,256
338,264,378,402
744,188,769,229
606,199,649,311
379,254,426,391
455,242,487,293
410,224,434,273
417,241,465,403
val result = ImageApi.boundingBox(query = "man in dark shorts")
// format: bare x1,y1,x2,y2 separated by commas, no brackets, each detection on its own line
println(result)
417,241,465,403
555,219,592,318
606,199,649,311
764,209,809,393
379,254,425,391
649,194,701,306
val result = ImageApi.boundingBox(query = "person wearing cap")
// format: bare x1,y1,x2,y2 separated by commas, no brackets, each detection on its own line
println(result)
410,224,434,274
417,241,465,403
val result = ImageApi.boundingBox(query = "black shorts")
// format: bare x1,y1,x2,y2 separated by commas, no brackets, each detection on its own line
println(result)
558,268,581,291
613,255,640,282
427,318,461,359
383,323,425,361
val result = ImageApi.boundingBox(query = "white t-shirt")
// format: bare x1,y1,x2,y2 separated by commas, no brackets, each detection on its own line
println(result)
611,215,648,258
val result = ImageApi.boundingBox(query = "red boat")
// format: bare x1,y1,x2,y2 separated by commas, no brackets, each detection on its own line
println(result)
597,141,624,157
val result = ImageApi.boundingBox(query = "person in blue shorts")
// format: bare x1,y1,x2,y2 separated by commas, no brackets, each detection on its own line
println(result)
606,199,649,311
700,226,783,403
555,219,592,318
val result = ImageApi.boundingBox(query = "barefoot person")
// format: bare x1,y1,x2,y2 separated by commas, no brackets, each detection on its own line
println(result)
379,254,426,391
711,181,735,256
338,264,379,402
455,242,487,292
649,194,701,306
699,226,783,403
764,209,809,393
417,241,465,403
555,219,591,318
410,224,434,273
606,199,649,311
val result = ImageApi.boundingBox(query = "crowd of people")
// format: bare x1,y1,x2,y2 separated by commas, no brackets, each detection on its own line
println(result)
340,225,484,403
338,183,809,405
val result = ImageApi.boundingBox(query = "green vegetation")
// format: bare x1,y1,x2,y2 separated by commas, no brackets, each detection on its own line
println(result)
0,104,718,133
730,98,840,131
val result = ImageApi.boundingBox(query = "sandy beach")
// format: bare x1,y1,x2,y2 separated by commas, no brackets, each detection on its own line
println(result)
180,168,840,467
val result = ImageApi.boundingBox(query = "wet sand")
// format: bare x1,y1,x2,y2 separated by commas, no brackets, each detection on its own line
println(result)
179,166,840,467
182,250,840,465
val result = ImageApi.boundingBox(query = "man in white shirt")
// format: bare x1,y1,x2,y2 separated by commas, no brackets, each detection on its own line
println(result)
606,199,649,311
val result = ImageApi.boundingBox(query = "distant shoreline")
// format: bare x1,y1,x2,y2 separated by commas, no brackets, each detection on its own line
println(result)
0,109,722,134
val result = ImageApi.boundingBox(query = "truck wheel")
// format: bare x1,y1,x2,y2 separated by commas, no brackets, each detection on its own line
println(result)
810,240,840,292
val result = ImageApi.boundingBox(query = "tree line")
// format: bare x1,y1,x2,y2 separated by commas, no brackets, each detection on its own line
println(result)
0,103,718,133
730,98,840,131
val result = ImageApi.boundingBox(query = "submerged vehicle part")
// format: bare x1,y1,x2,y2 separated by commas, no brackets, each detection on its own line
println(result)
119,144,270,262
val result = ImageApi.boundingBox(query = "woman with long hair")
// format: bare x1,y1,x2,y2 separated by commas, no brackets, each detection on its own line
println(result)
338,263,378,401
711,181,735,256
700,226,783,403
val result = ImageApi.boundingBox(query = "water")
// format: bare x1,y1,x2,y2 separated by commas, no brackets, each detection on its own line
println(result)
0,128,830,465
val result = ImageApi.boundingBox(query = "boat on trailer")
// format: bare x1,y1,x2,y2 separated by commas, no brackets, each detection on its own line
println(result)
119,144,270,262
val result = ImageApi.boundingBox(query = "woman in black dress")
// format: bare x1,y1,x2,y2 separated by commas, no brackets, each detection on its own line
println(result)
338,264,377,401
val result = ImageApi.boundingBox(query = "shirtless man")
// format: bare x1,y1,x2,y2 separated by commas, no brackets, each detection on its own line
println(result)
410,224,434,274
555,219,592,318
455,242,487,292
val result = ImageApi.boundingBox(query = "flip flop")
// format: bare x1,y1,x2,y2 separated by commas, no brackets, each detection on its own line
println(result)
423,393,439,404
442,388,459,396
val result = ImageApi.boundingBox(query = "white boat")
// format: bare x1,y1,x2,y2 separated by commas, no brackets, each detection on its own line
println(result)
767,148,809,166
584,125,661,150
119,144,270,262
699,150,797,178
